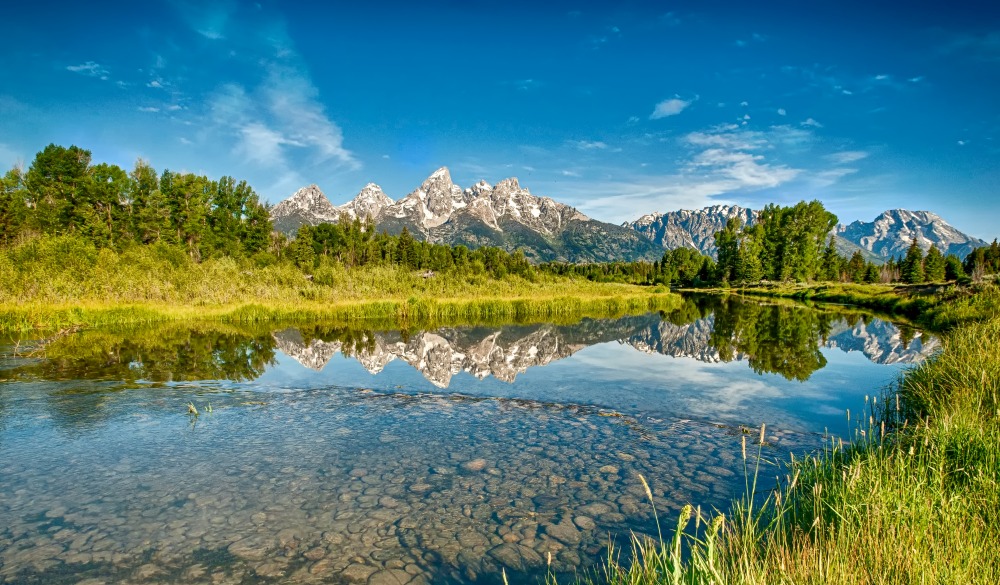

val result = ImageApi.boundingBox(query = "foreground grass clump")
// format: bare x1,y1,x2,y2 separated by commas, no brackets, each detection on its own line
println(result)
565,290,1000,585
0,236,679,332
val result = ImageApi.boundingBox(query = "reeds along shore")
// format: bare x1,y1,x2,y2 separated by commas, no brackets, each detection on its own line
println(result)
560,286,1000,585
0,236,681,332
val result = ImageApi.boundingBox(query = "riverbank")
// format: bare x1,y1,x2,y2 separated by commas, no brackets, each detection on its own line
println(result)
578,284,1000,584
0,291,681,334
0,236,684,333
683,281,1000,330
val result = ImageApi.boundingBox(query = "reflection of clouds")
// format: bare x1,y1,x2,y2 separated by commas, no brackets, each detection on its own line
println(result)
569,344,798,422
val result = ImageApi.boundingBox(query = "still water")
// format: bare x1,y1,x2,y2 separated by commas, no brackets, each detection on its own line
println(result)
0,296,937,584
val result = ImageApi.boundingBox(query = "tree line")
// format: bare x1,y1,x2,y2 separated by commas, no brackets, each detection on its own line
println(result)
545,200,995,287
0,143,542,280
3,143,996,287
0,144,272,260
288,220,535,280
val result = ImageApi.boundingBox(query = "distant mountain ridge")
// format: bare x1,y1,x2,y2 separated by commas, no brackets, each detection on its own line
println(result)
271,169,986,263
626,206,983,261
270,167,664,263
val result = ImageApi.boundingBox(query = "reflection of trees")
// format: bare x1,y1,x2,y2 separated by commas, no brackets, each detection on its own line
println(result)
709,299,830,381
664,297,837,382
298,325,378,359
12,324,278,383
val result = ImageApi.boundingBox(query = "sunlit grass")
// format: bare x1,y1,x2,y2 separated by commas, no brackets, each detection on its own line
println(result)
550,290,1000,585
0,236,681,332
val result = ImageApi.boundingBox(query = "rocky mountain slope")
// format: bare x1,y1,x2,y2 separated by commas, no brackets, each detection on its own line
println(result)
628,205,755,257
835,209,986,259
270,168,664,263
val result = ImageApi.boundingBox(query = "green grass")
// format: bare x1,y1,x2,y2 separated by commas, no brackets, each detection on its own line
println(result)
559,286,1000,585
0,236,681,332
687,282,1000,331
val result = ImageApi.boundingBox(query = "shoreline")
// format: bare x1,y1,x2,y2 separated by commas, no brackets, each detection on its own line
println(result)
0,291,682,334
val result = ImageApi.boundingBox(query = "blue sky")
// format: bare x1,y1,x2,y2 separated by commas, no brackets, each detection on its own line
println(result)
2,0,998,238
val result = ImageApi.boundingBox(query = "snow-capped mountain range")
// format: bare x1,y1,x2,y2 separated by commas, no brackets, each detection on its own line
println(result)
271,167,662,263
270,168,987,262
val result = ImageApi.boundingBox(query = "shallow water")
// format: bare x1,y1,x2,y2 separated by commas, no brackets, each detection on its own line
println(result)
0,296,937,584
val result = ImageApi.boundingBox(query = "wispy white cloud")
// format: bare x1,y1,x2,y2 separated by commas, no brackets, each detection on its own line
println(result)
568,140,608,150
514,79,542,91
650,98,691,119
801,117,823,128
564,123,806,221
810,167,859,188
172,0,234,40
66,61,109,80
777,108,787,116
260,63,356,167
689,149,799,188
195,10,357,189
138,106,161,113
825,150,868,164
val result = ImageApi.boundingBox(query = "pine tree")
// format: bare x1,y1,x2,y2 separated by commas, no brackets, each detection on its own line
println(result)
0,165,28,246
923,245,946,282
944,254,965,281
847,251,867,283
288,226,316,269
395,226,416,268
901,238,925,284
819,236,841,281
714,218,741,284
24,143,92,235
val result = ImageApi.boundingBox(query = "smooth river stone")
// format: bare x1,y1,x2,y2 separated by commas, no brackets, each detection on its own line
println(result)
461,459,488,472
487,543,544,569
341,563,378,583
367,568,413,585
542,519,582,544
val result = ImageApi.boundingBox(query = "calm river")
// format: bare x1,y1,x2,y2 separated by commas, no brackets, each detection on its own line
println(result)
0,295,938,584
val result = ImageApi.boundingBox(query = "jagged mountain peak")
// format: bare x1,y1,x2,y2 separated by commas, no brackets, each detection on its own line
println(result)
494,177,522,192
627,204,756,257
837,208,984,258
339,183,394,221
286,184,328,206
420,167,455,191
269,184,340,233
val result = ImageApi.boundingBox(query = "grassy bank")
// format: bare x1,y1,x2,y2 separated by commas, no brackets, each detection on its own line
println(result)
0,293,680,334
0,237,679,332
573,286,1000,584
686,281,1000,330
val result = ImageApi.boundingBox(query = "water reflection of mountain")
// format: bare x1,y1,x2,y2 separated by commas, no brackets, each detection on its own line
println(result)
275,298,940,386
2,297,939,389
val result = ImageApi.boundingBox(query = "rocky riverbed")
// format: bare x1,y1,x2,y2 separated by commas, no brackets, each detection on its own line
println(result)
0,383,815,585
